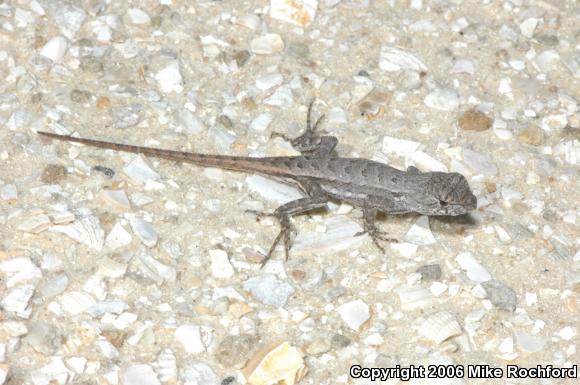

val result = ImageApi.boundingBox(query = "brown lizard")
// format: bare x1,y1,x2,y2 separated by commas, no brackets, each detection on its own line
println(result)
38,101,477,265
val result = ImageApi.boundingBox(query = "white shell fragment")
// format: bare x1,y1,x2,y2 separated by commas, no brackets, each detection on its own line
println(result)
123,156,161,184
424,88,459,111
250,34,285,55
243,274,294,308
155,61,183,94
409,151,448,172
128,215,158,247
379,46,427,72
382,136,421,156
127,8,150,24
2,285,35,316
337,299,370,331
243,341,307,385
50,215,105,250
245,175,303,204
456,252,491,283
122,364,161,385
404,216,436,245
136,254,175,284
17,214,51,234
0,257,42,287
395,286,434,311
209,249,234,279
175,325,205,354
105,222,133,250
292,216,365,256
31,357,73,385
270,0,318,27
250,113,274,131
39,36,67,62
419,311,462,344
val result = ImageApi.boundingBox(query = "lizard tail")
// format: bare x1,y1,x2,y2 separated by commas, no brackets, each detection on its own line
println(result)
37,131,290,176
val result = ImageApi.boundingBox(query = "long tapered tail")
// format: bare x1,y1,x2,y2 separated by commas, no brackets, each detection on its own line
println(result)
37,131,292,176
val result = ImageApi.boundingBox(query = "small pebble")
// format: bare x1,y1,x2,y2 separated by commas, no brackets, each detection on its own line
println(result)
458,110,491,131
250,34,284,55
518,126,545,145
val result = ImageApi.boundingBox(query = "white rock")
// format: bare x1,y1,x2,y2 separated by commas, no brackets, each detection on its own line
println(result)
123,156,161,184
256,73,284,91
0,184,17,201
0,257,42,287
175,325,205,353
534,50,560,73
127,8,150,24
270,0,318,27
181,362,220,385
264,85,293,107
31,357,73,385
337,299,370,331
557,326,576,340
246,175,303,204
250,113,274,131
409,151,448,172
98,257,128,278
404,216,436,245
209,249,234,279
514,330,546,353
243,274,295,307
128,215,158,247
250,34,284,55
328,107,347,123
177,109,206,134
122,364,161,385
0,364,7,384
424,88,459,111
105,222,133,250
50,215,105,251
382,136,421,156
2,285,35,317
66,357,87,374
59,291,96,315
155,61,183,93
379,46,427,72
494,225,511,243
102,189,131,209
451,58,475,74
39,36,68,62
234,14,260,31
54,4,86,39
389,242,418,258
520,17,539,38
456,252,491,283
462,148,498,176
136,254,175,284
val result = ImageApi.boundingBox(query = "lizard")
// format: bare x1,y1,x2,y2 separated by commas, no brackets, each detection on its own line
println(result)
38,101,477,265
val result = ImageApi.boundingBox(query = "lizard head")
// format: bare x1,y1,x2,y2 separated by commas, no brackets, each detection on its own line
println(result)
418,172,477,216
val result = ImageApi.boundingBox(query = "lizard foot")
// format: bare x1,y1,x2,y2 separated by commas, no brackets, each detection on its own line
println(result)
245,209,274,222
354,228,398,252
261,221,296,268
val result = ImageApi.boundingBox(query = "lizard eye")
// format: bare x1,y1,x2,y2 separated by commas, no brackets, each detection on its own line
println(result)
439,200,449,207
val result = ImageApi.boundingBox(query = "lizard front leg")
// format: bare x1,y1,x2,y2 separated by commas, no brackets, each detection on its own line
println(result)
273,100,338,157
355,207,398,252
